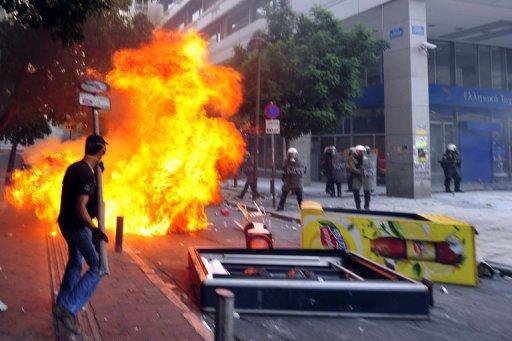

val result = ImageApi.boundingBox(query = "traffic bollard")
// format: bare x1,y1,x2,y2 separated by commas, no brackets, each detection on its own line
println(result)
215,288,235,341
115,216,124,253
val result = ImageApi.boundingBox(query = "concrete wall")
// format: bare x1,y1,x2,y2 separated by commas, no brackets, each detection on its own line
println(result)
383,0,431,198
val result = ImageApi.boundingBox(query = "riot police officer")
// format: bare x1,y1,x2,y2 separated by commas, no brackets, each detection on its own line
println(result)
277,148,306,211
439,144,463,193
331,148,346,197
346,147,356,192
361,146,375,210
321,146,336,196
238,151,258,200
348,145,371,210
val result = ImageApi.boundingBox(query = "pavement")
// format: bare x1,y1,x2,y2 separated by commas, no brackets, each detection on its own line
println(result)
224,178,512,266
1,176,511,340
128,206,512,341
0,202,211,340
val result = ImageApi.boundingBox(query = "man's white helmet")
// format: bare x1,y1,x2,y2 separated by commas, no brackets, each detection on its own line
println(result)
287,147,298,155
447,144,456,151
355,145,366,152
349,147,356,153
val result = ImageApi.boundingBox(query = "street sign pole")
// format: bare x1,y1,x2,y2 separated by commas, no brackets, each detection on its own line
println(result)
80,79,111,277
264,102,280,209
92,107,109,276
271,133,276,208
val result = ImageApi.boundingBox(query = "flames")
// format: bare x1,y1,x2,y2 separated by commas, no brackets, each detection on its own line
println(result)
5,30,245,235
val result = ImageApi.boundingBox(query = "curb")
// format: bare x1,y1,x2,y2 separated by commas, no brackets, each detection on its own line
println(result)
124,244,213,341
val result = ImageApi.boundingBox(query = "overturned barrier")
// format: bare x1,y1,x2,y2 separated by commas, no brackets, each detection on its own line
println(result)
301,201,478,286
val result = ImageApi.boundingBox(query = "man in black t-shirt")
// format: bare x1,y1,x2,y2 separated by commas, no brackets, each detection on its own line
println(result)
53,134,109,335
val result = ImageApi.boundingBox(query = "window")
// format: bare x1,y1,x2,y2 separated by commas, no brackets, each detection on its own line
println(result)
435,41,452,85
203,23,221,44
478,45,491,88
492,113,509,176
251,0,265,21
507,49,512,91
352,109,384,134
366,55,382,85
187,0,202,23
455,43,478,87
225,5,250,36
428,44,435,83
491,47,506,90
203,0,217,11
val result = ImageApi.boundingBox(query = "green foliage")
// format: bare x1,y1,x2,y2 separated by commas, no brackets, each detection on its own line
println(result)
2,111,52,146
0,0,113,45
230,1,388,142
0,1,153,149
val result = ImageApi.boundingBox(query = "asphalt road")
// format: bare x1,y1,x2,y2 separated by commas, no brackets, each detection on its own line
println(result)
125,205,512,341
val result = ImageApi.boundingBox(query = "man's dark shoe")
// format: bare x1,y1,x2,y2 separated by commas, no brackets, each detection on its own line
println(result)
276,207,284,211
445,189,453,193
364,206,370,210
53,304,81,335
455,189,464,193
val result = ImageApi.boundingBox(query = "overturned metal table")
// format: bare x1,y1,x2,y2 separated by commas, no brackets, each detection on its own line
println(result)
188,248,430,318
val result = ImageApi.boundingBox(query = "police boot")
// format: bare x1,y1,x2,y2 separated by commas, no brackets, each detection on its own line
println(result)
353,191,361,210
364,191,371,210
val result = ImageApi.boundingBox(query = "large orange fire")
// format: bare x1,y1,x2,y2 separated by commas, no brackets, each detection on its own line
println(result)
5,30,245,235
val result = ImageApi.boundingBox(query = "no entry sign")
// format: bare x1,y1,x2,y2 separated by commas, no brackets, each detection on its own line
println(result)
264,102,280,119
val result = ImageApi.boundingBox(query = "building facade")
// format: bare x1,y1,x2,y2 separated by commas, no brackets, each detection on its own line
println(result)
158,0,512,196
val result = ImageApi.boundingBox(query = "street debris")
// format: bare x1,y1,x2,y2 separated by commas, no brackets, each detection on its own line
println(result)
220,207,230,216
201,319,212,332
0,300,7,312
440,286,449,294
21,307,26,313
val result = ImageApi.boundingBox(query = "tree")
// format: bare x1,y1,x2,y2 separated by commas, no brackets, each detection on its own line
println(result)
0,0,113,45
0,1,153,181
1,110,52,183
231,1,388,145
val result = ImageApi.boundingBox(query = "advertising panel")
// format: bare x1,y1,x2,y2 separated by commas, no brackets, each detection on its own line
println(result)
301,201,477,286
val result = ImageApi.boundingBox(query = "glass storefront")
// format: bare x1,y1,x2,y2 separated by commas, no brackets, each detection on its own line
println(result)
455,43,479,87
427,40,512,182
429,40,512,91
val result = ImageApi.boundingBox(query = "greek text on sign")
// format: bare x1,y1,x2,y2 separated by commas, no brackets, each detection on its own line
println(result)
412,25,425,36
265,119,280,134
79,92,111,110
389,27,403,39
80,80,109,94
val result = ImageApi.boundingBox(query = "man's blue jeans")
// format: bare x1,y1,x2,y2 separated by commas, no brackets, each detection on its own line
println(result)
56,227,101,315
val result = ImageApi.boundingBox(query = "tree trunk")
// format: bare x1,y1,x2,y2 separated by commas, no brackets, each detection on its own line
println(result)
285,137,290,152
0,108,15,137
5,142,18,185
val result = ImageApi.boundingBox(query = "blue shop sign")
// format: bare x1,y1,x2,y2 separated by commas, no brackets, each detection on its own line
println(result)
389,27,403,39
429,85,512,110
412,25,425,36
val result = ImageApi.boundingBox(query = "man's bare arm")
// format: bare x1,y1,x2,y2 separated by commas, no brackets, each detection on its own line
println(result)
77,194,96,229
